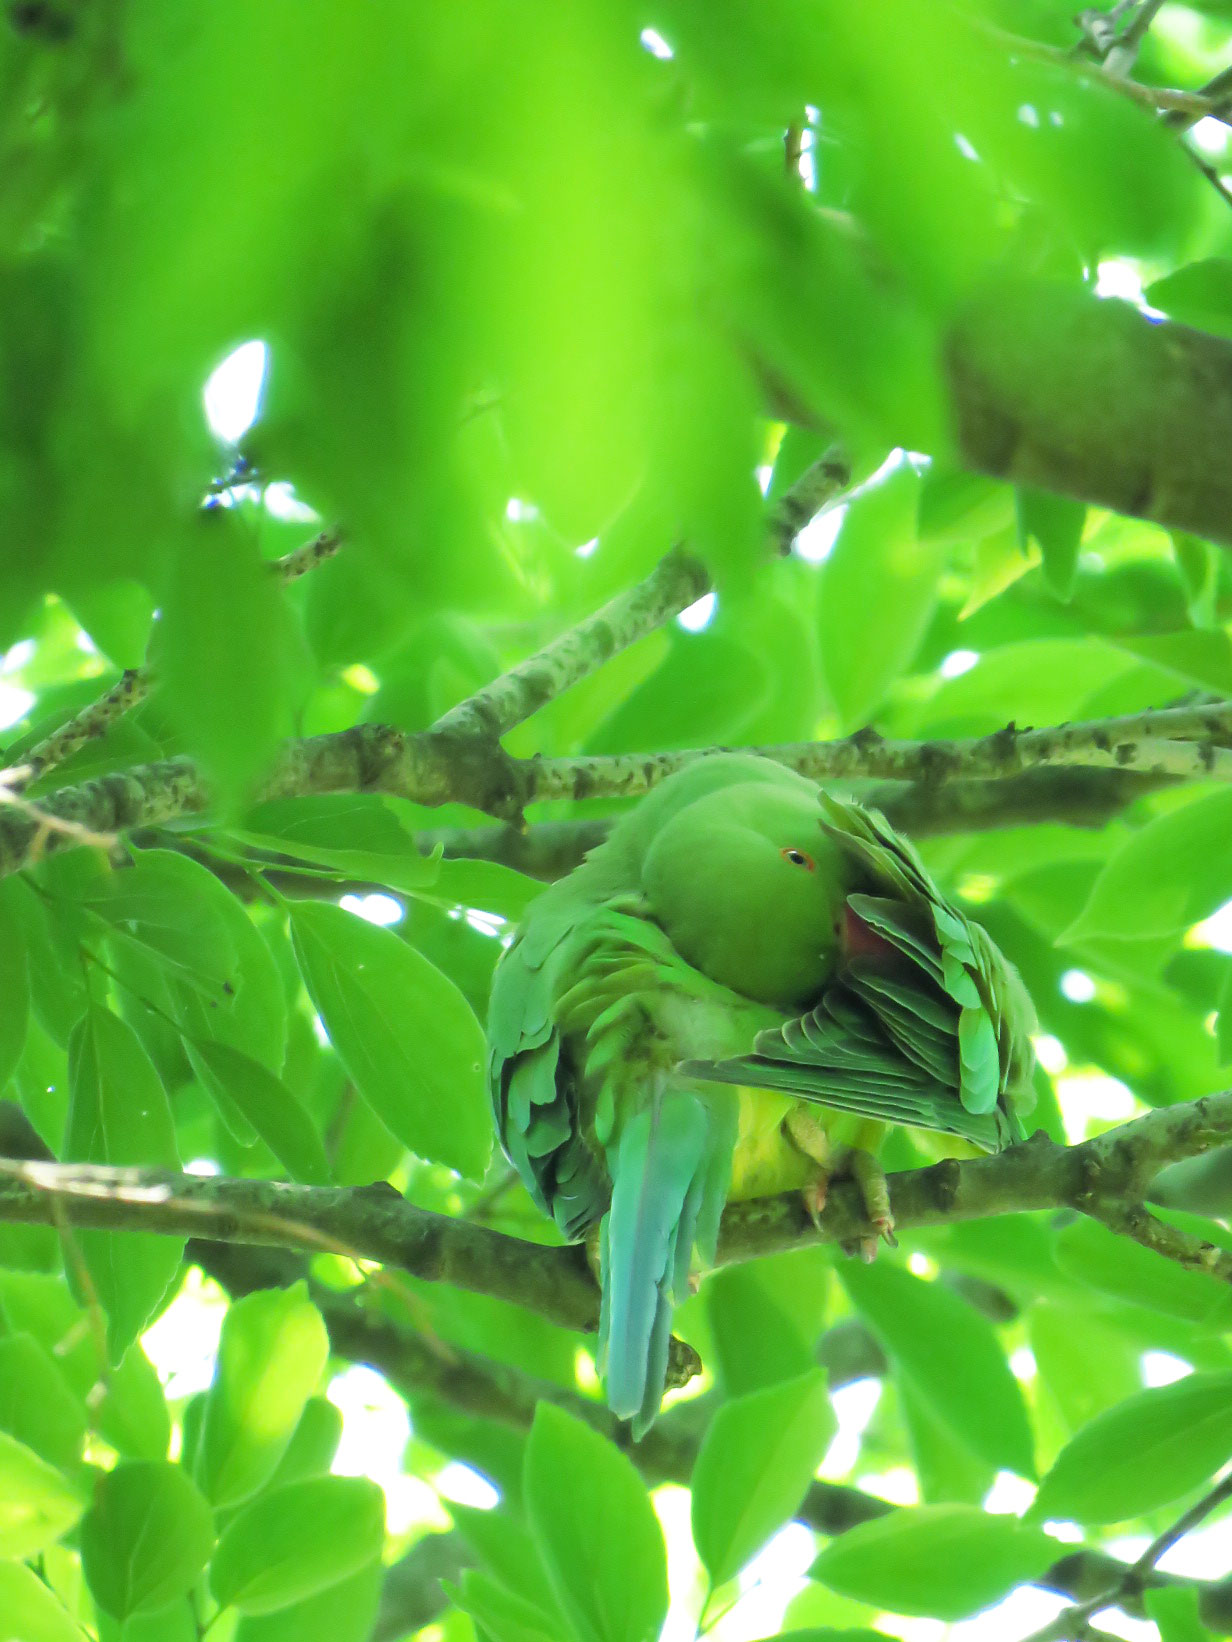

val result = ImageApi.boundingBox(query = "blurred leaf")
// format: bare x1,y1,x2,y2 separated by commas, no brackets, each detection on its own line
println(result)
81,1461,213,1618
289,901,490,1179
0,1561,85,1642
158,506,295,811
1063,790,1232,945
1173,534,1221,630
65,580,156,671
265,1395,343,1491
233,1559,384,1642
900,1379,995,1506
918,469,1014,546
524,1404,668,1642
840,1260,1034,1477
705,1265,814,1397
1145,260,1232,341
1027,1302,1141,1437
818,463,940,730
450,1569,562,1642
209,1476,385,1614
691,1370,835,1587
65,1004,184,1359
196,1283,329,1507
1017,489,1085,600
1053,1218,1232,1329
95,1341,172,1463
451,1500,565,1628
1030,1371,1232,1525
1147,1586,1216,1642
0,879,31,1090
813,1505,1056,1620
0,1332,86,1471
0,1427,83,1557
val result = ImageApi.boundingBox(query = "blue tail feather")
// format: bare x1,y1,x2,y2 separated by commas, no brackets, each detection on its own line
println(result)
599,1091,723,1434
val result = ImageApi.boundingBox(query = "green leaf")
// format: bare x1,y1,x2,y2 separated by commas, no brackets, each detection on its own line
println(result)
0,878,31,1089
811,1505,1057,1620
0,1332,87,1470
1030,1371,1232,1526
0,1561,86,1642
196,1283,329,1507
449,1569,562,1642
691,1369,835,1587
918,468,1014,546
1062,790,1232,945
1146,1586,1215,1642
1145,259,1232,341
840,1260,1035,1478
0,1427,84,1557
80,1460,214,1618
240,794,440,894
265,1396,344,1491
209,1476,385,1614
65,1004,184,1359
190,1041,330,1185
289,901,490,1179
752,1634,891,1642
1053,1218,1232,1329
1017,488,1085,600
451,1500,564,1625
232,1560,384,1642
818,461,940,730
524,1403,668,1642
81,848,285,1071
95,1340,172,1462
1027,1303,1142,1436
705,1265,815,1397
158,506,294,811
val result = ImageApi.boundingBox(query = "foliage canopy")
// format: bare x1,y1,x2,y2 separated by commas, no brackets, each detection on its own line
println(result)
5,2,1232,1639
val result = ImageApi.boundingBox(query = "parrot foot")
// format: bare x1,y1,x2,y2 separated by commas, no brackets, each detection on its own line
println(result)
847,1148,896,1261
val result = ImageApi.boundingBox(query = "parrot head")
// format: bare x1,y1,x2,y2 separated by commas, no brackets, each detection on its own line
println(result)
640,780,848,1010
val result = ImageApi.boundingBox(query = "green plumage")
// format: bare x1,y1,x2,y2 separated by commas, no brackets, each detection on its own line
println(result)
487,755,1036,1432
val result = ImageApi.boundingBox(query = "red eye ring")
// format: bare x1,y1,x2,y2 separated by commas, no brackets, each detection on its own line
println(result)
781,847,815,871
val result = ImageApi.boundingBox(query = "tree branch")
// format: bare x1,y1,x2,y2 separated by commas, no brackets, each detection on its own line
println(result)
2,699,1221,879
947,283,1232,550
433,546,710,743
1023,1470,1232,1642
4,1094,1232,1340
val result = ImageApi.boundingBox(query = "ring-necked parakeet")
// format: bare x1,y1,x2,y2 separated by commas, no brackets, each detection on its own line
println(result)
487,754,1035,1432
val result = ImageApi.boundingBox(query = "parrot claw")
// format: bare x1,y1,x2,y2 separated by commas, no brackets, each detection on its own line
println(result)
801,1174,829,1230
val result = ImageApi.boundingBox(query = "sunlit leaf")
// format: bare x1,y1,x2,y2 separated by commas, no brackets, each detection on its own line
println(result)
289,901,490,1179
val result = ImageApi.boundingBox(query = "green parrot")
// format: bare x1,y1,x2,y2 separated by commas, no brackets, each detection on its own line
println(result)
487,754,1035,1432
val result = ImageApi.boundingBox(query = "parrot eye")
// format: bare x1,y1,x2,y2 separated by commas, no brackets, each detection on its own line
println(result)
781,847,815,871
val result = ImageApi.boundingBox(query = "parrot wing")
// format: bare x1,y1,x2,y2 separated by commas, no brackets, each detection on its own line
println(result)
487,870,615,1243
682,795,1036,1153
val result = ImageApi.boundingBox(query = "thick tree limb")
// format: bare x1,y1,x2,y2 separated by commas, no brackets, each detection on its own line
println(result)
947,284,1232,549
4,1094,1231,1339
1,701,1220,878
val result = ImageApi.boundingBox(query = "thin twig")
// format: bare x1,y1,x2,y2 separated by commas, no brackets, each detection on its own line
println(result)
0,527,342,795
1021,1471,1232,1642
433,545,709,744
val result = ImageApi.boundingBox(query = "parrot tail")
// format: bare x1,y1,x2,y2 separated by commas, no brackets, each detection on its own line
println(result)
598,1090,728,1437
